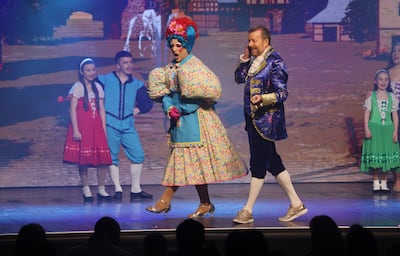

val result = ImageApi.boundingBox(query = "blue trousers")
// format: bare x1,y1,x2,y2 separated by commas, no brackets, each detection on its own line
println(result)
106,126,144,165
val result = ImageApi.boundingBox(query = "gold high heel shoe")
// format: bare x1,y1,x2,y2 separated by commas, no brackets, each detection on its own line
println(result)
145,200,171,215
188,203,215,218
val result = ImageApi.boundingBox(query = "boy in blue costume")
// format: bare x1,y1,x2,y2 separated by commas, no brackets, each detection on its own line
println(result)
98,51,153,201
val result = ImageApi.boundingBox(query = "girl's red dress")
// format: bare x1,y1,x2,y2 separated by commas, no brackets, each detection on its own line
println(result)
63,96,111,166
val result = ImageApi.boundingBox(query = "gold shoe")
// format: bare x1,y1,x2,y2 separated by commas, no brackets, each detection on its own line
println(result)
145,200,171,215
232,209,254,224
278,203,308,222
188,203,215,218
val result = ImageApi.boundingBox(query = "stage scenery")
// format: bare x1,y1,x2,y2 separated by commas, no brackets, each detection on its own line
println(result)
1,0,399,256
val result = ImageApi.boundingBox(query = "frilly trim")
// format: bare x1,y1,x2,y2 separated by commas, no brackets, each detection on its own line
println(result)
168,141,204,148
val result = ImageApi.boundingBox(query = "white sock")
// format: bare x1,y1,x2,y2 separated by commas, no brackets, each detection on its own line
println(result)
108,165,122,192
82,186,92,197
373,180,380,190
130,163,143,193
276,170,302,207
98,185,109,196
381,180,389,190
243,177,264,213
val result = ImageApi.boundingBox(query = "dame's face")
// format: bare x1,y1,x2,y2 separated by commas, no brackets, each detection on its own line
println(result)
248,30,269,57
392,45,400,66
169,38,189,63
81,63,96,82
376,72,389,91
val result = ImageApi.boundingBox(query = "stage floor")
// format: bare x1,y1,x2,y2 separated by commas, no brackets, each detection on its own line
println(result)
1,182,400,235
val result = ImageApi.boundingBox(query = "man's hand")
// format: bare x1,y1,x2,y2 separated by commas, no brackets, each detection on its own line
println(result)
250,94,262,105
134,107,140,116
73,131,82,141
243,46,250,60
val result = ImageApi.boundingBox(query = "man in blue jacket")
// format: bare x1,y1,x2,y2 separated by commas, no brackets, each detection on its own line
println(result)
233,26,307,223
98,51,153,201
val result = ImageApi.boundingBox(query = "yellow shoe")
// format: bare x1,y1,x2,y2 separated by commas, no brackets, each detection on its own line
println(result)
232,209,254,224
188,203,215,218
278,204,308,222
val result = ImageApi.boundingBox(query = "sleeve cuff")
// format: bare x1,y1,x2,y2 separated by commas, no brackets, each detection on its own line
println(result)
239,54,250,63
262,93,277,106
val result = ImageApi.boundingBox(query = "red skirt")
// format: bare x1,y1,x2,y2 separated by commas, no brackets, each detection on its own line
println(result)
63,100,112,166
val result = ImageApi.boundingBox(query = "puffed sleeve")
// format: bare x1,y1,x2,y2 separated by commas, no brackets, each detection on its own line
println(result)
177,57,222,102
363,96,372,111
147,67,171,101
68,82,84,99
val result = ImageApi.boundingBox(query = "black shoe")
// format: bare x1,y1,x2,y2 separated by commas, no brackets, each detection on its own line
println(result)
113,191,123,200
380,188,391,193
97,193,112,201
130,191,153,201
83,195,94,202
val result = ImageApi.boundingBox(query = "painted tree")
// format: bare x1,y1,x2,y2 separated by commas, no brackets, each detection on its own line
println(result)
341,0,376,43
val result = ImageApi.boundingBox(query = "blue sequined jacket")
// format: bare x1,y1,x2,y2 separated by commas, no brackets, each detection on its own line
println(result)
234,47,288,141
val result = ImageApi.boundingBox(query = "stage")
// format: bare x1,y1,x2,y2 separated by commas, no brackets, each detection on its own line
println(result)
1,182,400,255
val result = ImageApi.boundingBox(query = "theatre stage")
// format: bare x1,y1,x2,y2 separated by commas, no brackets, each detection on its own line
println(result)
1,182,400,256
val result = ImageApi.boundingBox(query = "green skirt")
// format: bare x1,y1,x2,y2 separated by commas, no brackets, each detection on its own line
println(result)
360,122,400,172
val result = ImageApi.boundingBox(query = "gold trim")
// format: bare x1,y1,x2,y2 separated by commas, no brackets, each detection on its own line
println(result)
251,118,275,142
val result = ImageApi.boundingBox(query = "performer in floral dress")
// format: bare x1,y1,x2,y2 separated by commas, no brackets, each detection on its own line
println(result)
146,17,247,217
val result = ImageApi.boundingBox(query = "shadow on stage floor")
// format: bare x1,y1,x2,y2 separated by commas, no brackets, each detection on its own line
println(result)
1,182,400,255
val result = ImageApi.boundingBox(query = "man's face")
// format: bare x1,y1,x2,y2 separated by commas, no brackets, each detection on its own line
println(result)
169,38,189,63
248,30,269,57
117,56,134,75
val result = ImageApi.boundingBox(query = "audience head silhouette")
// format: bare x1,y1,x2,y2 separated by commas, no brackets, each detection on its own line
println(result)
63,216,130,256
308,215,344,256
346,224,378,256
92,216,121,245
175,218,205,253
15,223,57,256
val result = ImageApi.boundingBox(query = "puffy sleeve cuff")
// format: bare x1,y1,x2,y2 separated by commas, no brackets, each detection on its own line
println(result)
262,93,278,106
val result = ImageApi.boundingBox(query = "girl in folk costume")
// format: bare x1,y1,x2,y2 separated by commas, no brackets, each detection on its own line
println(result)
63,58,112,201
361,69,400,192
146,17,246,217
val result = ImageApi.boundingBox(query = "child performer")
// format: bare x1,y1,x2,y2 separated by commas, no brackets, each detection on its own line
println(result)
361,69,400,192
63,58,112,201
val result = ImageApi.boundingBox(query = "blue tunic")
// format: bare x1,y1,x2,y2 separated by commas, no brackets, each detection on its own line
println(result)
97,72,153,164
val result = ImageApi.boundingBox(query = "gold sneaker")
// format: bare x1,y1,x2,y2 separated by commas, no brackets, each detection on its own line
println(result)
278,204,308,222
232,209,254,224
